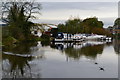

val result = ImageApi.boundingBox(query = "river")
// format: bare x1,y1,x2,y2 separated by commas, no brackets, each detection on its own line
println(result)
2,39,119,78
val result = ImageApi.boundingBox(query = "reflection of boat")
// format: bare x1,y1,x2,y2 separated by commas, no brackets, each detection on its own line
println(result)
52,42,73,50
100,37,112,40
50,41,107,60
84,41,106,45
51,40,111,50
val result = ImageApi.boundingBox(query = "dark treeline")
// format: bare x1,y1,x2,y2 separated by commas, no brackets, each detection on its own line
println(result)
58,17,111,36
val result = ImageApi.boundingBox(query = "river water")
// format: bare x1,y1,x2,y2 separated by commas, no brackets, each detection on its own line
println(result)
2,39,119,78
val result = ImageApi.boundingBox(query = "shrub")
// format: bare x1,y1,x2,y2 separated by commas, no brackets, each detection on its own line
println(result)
41,34,50,41
2,36,18,46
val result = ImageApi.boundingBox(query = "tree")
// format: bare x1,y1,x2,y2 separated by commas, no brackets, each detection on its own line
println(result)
58,18,82,34
58,23,66,32
82,17,104,34
57,17,105,35
65,18,82,34
114,18,120,27
92,27,106,35
113,18,120,37
2,0,42,41
2,1,41,23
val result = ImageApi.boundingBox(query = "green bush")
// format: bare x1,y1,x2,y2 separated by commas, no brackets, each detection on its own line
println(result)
41,34,50,41
26,34,41,41
2,36,18,46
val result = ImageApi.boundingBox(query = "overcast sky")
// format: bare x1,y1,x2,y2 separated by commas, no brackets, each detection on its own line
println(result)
36,0,119,2
31,2,118,28
0,0,119,28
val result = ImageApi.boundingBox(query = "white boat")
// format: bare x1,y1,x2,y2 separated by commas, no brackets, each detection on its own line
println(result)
86,34,106,40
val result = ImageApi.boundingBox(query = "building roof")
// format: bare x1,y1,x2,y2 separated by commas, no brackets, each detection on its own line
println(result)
47,25,58,28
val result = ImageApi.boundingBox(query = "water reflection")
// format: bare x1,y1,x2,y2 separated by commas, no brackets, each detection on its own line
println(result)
113,39,120,54
3,53,33,78
2,39,118,78
2,42,43,78
50,41,111,60
41,41,50,47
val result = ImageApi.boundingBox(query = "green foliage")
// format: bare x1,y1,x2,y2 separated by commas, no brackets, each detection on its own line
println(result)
41,40,50,46
40,34,50,46
9,27,26,41
41,34,50,41
82,17,103,28
58,24,66,32
58,17,105,34
115,33,120,39
65,18,82,34
113,18,120,36
7,4,34,41
58,18,82,34
2,26,9,38
3,36,18,46
114,18,120,26
82,17,103,33
2,1,41,43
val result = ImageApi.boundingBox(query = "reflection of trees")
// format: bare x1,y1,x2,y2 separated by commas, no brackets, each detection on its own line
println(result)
79,45,104,59
50,44,64,50
114,39,120,54
2,53,33,78
41,41,50,47
64,44,104,60
2,42,42,78
50,42,104,60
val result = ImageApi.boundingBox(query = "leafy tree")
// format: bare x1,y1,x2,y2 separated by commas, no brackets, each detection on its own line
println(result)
114,18,120,27
58,17,104,34
82,17,104,34
2,0,41,41
92,27,106,35
58,23,66,32
58,18,83,34
113,18,120,37
66,18,82,34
